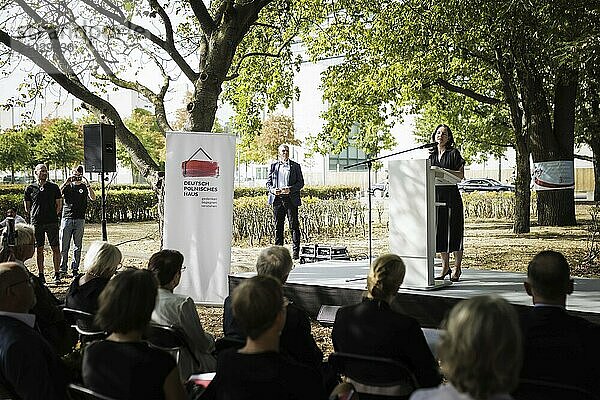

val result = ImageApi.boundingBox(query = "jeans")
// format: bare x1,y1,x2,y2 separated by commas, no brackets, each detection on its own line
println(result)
60,218,85,273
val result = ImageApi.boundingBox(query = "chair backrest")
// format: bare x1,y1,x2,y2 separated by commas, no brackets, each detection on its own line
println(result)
328,352,419,399
67,384,118,400
144,323,199,365
513,378,599,400
62,307,107,343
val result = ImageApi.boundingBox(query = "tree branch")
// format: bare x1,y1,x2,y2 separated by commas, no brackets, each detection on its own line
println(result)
433,78,503,105
15,0,78,80
0,30,160,181
226,28,296,79
187,0,216,35
79,0,199,82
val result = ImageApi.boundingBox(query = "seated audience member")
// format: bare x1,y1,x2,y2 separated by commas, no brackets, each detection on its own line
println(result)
410,295,522,400
332,253,442,388
223,245,323,368
519,250,600,393
82,268,186,400
65,241,122,314
0,223,75,355
204,275,327,400
0,261,69,399
0,207,26,228
147,249,216,379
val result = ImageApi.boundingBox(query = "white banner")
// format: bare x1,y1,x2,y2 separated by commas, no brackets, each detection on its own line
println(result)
532,160,575,191
163,132,236,304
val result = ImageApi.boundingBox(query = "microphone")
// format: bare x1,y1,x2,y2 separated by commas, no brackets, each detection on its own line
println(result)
420,142,437,149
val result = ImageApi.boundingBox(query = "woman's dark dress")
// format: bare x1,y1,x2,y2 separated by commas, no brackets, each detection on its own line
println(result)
83,341,175,400
429,148,465,252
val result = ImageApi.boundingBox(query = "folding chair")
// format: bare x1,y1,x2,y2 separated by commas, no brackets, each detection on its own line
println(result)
67,383,118,400
62,307,107,343
144,323,199,366
513,378,599,400
328,352,419,400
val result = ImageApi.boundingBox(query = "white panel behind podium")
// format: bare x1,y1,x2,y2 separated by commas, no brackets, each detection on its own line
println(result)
389,159,436,288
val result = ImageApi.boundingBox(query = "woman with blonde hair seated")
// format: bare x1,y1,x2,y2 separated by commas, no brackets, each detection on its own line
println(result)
332,254,442,389
410,295,522,400
65,241,122,314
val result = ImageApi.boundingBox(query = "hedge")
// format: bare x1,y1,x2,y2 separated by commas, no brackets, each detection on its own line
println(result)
0,184,360,224
462,191,537,220
234,185,359,200
232,196,366,245
1,184,359,197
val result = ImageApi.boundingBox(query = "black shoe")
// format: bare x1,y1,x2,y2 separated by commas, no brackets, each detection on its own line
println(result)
72,270,79,278
293,252,299,260
38,273,46,284
450,269,462,282
435,268,452,280
53,273,61,284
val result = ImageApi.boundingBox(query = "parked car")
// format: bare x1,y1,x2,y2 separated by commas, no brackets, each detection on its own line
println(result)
458,178,515,192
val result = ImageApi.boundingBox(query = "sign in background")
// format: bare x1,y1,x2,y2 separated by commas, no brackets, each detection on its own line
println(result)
164,132,236,304
532,160,575,191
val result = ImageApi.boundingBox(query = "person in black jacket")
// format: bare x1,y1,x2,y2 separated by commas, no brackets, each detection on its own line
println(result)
223,245,323,368
0,261,70,400
206,275,327,400
332,254,442,390
266,144,304,259
520,250,600,394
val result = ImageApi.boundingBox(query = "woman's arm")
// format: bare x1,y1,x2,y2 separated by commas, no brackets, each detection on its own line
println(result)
163,367,187,400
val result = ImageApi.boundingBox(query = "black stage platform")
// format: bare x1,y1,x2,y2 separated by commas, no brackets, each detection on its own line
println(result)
228,259,600,327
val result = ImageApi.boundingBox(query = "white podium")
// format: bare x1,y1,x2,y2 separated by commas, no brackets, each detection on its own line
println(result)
389,159,461,289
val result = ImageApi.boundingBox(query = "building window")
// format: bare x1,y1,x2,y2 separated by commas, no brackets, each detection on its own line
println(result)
329,146,368,171
255,166,268,179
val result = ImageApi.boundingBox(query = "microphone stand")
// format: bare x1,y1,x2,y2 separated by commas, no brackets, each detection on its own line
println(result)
344,142,435,279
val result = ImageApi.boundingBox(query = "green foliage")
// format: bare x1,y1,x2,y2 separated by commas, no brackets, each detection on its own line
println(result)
119,109,165,170
0,193,25,216
86,189,156,223
35,118,83,172
302,0,513,161
0,129,31,179
221,0,323,141
239,115,300,164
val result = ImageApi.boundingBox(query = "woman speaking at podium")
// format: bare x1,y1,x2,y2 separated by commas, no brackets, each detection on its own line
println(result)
430,124,465,282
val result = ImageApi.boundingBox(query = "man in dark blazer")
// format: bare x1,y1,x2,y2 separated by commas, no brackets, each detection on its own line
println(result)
520,250,600,395
0,261,69,399
266,144,304,259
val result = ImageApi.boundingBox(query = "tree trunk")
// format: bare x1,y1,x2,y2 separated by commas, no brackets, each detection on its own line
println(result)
495,47,530,233
519,60,576,226
537,67,578,225
514,138,531,233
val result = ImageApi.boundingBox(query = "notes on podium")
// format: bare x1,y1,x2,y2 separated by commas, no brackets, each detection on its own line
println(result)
431,166,461,185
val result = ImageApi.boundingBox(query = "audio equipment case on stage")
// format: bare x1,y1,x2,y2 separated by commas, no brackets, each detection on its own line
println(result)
299,244,350,264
